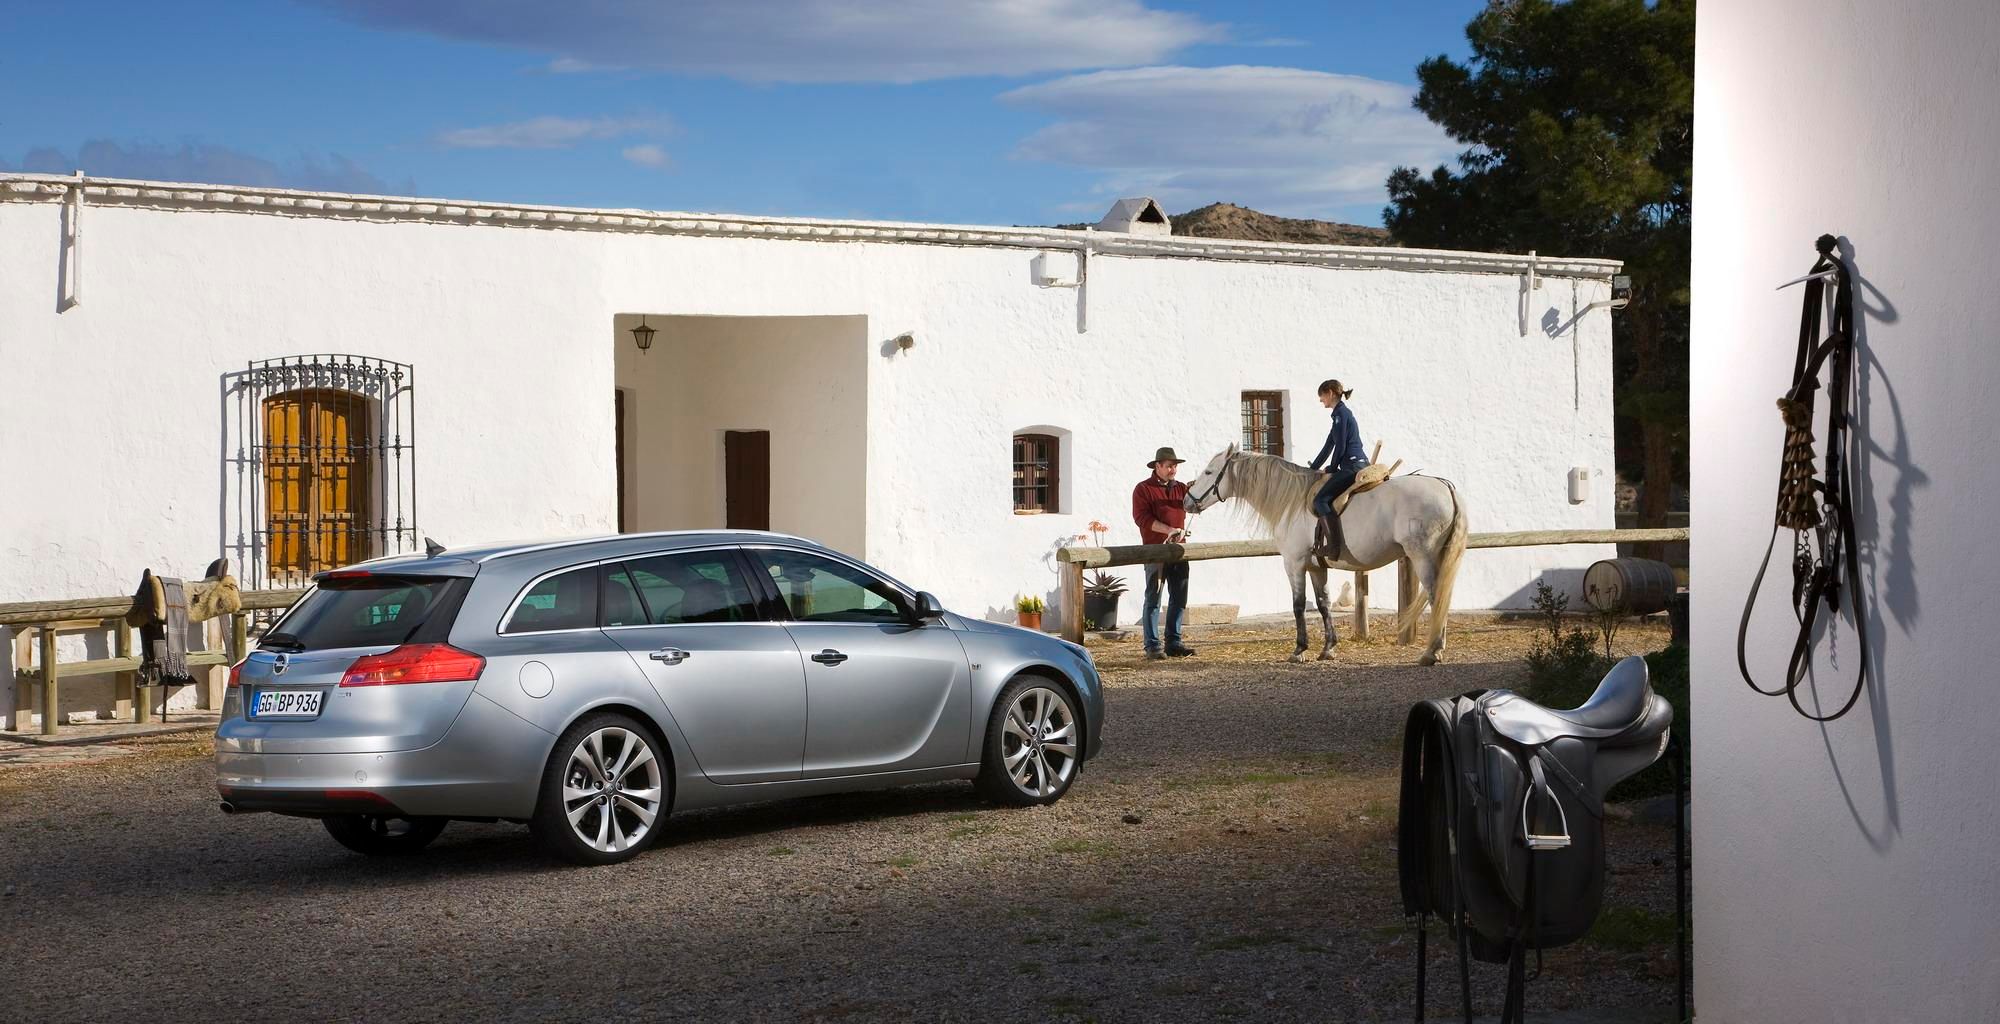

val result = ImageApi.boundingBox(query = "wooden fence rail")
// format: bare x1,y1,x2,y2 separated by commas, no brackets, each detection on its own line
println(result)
4,589,307,736
1053,527,1690,645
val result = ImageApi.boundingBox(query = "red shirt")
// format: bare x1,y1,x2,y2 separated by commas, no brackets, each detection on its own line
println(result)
1131,474,1189,545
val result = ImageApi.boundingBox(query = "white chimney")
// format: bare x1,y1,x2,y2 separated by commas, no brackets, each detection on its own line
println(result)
1095,197,1171,236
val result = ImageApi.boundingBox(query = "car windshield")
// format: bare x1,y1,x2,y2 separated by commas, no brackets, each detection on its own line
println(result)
268,576,466,650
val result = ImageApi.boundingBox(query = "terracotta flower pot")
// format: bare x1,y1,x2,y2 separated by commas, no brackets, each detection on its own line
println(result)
1017,610,1043,631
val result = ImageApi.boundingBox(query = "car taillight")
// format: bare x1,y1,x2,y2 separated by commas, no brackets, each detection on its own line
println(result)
340,643,485,687
228,660,245,688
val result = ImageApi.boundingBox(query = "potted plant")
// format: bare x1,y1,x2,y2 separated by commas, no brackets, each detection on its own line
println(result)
1082,570,1127,631
1016,594,1046,631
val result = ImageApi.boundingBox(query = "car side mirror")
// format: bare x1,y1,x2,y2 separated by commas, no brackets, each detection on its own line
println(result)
912,591,945,621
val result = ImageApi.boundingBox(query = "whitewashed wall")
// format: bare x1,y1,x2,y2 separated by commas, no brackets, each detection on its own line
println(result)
0,187,1617,719
1694,3,2000,1020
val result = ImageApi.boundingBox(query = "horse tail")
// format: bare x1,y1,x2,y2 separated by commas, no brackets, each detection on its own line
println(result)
1393,476,1468,638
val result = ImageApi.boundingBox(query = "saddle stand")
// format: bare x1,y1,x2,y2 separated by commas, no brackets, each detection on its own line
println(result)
1398,656,1677,1022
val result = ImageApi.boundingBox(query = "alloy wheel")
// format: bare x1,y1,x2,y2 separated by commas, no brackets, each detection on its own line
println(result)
560,726,664,854
1001,686,1078,799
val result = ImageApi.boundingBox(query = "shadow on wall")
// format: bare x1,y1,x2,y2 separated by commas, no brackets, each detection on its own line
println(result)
1495,569,1588,610
1826,236,1912,850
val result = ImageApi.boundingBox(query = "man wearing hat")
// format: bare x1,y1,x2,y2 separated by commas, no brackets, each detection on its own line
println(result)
1131,447,1196,660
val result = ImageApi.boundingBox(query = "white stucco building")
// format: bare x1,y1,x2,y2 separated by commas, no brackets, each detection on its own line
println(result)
0,174,1621,716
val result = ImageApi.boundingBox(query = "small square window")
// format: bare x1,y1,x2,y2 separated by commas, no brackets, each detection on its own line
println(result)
1241,391,1286,457
1012,434,1060,512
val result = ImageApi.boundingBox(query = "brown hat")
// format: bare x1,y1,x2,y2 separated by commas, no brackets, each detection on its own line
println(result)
1147,446,1185,468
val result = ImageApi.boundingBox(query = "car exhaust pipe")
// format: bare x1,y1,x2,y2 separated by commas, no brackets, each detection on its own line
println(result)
219,801,238,814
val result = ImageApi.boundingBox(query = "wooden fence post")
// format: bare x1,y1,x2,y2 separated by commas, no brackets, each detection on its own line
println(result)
114,620,135,722
1352,571,1369,640
1060,560,1085,644
9,629,31,732
1398,558,1420,646
39,625,58,735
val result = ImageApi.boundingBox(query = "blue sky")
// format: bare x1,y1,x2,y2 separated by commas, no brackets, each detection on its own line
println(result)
3,1,1487,226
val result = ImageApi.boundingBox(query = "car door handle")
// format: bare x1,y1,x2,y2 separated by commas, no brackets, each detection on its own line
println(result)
649,647,692,666
810,649,848,666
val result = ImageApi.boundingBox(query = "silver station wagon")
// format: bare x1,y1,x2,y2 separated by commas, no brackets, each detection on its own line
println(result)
216,532,1105,864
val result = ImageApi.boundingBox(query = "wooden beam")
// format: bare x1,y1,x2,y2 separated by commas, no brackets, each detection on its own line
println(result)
0,587,303,628
1054,527,1689,569
1060,561,1084,644
1465,528,1688,548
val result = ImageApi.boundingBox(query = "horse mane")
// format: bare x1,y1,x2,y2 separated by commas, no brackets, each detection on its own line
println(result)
1226,452,1321,532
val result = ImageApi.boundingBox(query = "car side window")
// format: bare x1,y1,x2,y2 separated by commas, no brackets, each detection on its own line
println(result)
620,551,762,625
753,550,908,624
501,566,600,634
602,566,649,627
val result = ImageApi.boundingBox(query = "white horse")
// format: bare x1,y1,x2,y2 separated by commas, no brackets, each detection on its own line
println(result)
1181,445,1469,665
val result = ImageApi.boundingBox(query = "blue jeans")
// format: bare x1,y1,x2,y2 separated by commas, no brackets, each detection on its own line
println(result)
1142,561,1189,652
1313,458,1370,517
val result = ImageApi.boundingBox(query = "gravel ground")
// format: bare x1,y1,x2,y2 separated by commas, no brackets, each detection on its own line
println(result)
0,617,1686,1023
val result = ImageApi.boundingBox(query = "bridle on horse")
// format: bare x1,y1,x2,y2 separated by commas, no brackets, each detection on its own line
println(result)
1185,449,1236,512
1737,234,1871,722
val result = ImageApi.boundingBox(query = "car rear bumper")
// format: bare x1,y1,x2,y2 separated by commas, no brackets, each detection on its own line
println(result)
214,691,551,819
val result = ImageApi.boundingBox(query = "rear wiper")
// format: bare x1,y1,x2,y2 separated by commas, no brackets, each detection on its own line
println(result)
260,632,307,652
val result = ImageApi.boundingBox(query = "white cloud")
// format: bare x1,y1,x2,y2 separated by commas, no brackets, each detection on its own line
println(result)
9,140,410,194
310,0,1225,83
622,144,671,169
1001,65,1458,220
436,115,671,150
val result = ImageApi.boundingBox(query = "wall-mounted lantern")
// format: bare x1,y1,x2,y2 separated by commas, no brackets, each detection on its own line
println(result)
630,315,656,354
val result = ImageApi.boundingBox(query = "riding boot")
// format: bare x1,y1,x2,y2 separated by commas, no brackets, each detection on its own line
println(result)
1317,513,1345,563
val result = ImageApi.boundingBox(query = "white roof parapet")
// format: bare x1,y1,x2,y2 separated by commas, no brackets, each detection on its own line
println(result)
0,174,1622,280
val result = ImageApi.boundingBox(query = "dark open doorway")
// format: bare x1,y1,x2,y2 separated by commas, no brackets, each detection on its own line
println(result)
725,430,770,531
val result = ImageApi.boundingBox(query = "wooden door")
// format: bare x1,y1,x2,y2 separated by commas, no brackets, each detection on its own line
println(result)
264,389,373,578
724,430,770,531
615,390,627,532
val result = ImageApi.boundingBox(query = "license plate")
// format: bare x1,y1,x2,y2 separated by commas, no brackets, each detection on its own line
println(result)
251,689,324,719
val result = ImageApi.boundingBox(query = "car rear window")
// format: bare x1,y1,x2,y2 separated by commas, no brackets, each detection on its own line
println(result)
267,576,467,651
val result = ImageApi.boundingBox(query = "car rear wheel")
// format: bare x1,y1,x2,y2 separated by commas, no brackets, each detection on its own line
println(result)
976,677,1082,807
321,814,448,856
530,712,669,865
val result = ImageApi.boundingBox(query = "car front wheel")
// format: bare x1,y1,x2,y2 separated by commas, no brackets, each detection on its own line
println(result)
977,677,1082,807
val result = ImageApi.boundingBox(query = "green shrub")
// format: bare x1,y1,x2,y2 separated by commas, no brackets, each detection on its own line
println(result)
1520,582,1688,803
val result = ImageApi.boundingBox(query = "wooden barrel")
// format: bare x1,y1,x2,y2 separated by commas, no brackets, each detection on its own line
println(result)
1582,557,1678,615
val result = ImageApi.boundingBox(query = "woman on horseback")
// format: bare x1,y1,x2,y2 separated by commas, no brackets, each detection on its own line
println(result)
1308,379,1370,560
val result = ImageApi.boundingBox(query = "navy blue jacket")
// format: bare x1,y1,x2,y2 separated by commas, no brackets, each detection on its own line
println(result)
1308,402,1369,471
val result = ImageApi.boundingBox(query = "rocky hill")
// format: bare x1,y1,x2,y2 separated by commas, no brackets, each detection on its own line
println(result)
1171,202,1392,246
1051,202,1393,246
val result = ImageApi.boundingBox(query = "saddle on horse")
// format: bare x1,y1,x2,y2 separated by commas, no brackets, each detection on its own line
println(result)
1398,656,1673,1022
1311,449,1399,565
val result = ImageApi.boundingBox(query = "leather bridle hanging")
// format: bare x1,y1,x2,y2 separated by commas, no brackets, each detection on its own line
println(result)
1737,234,1871,721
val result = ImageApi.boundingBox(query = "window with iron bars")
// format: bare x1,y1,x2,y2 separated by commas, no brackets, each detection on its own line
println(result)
1241,391,1286,457
1012,434,1060,513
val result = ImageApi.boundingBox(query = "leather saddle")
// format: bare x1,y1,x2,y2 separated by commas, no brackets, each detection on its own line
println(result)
1397,656,1672,1020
